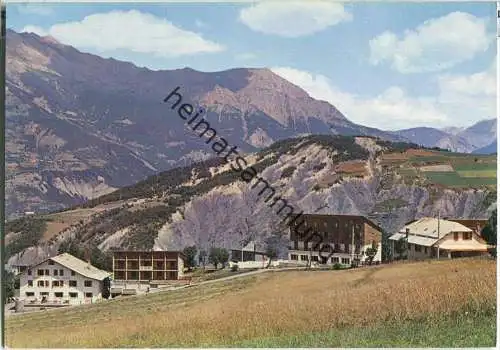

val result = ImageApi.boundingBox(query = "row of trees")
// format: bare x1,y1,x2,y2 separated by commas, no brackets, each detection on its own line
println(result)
183,246,231,270
481,209,497,257
182,230,379,271
4,270,19,304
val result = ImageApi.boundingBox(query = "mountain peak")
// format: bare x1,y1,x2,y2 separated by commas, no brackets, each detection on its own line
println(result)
40,35,61,45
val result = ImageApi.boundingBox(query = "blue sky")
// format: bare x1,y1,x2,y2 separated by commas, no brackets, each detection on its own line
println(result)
7,1,497,131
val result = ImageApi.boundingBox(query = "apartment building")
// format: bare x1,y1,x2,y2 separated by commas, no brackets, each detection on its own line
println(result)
19,253,111,306
288,214,383,266
112,251,185,281
230,241,267,262
389,217,491,260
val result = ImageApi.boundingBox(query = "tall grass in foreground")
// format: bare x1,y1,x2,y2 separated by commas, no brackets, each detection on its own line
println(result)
5,258,496,347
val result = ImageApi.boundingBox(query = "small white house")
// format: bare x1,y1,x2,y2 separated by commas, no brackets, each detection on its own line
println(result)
389,217,491,260
19,253,111,306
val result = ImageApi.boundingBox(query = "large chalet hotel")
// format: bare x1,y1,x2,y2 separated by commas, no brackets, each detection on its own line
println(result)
288,214,383,265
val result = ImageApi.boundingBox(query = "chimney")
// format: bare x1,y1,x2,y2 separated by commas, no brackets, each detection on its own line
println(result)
84,246,91,266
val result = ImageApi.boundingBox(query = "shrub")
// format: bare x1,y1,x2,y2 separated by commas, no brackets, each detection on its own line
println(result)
312,163,327,172
230,264,238,272
280,166,296,179
333,263,342,270
5,218,47,259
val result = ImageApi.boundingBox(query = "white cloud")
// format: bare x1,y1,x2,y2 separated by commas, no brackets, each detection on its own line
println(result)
17,4,54,16
239,1,352,37
435,58,496,121
271,66,494,130
21,10,225,58
369,12,491,73
437,58,496,97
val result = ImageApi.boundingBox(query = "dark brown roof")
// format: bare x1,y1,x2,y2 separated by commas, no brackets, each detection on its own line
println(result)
111,250,186,259
300,214,384,232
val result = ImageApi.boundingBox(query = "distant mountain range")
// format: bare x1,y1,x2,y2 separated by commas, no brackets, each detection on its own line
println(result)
5,29,497,217
394,119,497,154
473,140,497,155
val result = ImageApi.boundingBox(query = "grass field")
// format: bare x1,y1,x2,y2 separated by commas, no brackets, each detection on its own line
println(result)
453,162,497,171
457,170,497,178
6,258,496,348
424,171,497,187
383,150,497,189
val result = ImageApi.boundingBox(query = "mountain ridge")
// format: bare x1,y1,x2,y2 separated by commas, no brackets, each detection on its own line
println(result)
6,29,495,219
394,119,497,154
5,29,406,218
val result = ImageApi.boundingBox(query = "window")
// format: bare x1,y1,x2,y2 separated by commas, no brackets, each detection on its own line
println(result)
332,257,340,263
84,280,93,287
26,292,35,297
341,258,350,265
37,269,44,276
45,280,49,287
59,269,64,276
454,232,459,241
290,254,298,261
464,232,472,240
71,271,76,276
48,260,54,265
37,280,45,287
40,292,49,296
54,292,63,298
300,255,308,261
85,292,93,298
45,269,49,275
69,292,78,298
54,269,58,276
311,255,319,262
424,247,428,254
27,269,32,276
69,280,77,287
415,245,422,252
28,280,33,287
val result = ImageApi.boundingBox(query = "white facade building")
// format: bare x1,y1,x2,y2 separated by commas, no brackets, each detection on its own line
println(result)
389,217,491,260
19,253,111,306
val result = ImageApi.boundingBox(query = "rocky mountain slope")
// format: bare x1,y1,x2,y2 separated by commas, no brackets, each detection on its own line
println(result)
6,29,407,218
6,135,496,269
395,119,497,154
